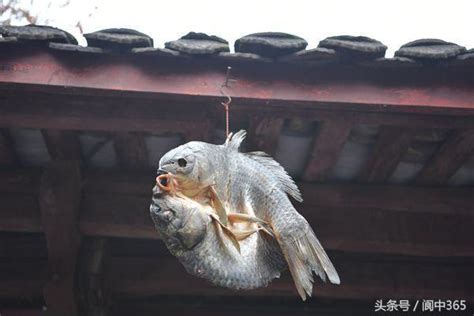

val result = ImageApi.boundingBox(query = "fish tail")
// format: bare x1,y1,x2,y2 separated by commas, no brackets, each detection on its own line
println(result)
279,221,340,301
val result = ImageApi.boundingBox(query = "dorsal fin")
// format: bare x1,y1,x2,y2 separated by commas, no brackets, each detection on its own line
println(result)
224,130,246,152
246,151,303,202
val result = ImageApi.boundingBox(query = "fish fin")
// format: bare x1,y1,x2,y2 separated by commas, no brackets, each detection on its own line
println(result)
257,225,276,238
225,130,247,151
227,213,267,224
246,151,303,202
231,226,276,240
231,228,260,240
209,186,228,226
228,213,276,238
210,214,241,254
278,221,340,301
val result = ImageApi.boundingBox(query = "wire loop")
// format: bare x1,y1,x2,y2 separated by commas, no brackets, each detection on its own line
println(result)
220,66,236,137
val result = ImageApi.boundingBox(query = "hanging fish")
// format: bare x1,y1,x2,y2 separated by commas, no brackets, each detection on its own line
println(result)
156,130,340,300
150,184,287,290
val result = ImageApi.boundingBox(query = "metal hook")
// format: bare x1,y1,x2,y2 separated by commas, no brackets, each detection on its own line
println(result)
219,66,236,137
220,66,236,104
219,86,232,106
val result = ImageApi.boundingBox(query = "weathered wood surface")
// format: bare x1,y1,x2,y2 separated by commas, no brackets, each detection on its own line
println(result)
358,126,415,183
107,255,474,301
1,48,474,115
0,129,17,166
42,130,82,161
39,161,82,316
1,170,473,257
247,116,284,155
303,120,352,181
112,297,371,316
415,129,474,185
2,92,474,132
113,132,149,169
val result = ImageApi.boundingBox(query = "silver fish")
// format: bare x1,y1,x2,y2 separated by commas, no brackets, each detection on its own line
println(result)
150,184,286,289
158,130,340,300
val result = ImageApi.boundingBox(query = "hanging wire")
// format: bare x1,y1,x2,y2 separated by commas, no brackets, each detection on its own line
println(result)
219,66,236,137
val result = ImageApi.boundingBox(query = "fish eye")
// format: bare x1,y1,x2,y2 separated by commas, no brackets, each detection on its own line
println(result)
159,176,168,186
177,158,187,167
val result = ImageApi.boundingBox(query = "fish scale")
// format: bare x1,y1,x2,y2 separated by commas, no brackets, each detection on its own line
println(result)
157,130,340,300
150,190,286,290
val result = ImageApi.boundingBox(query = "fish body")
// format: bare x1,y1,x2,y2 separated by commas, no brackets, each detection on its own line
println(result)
159,130,340,300
150,186,286,289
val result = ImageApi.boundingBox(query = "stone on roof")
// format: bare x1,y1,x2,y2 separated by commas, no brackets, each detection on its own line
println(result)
443,48,474,66
165,32,229,55
0,25,77,44
360,56,421,68
49,42,105,54
0,37,18,45
456,48,474,63
1,25,473,70
318,35,387,60
132,47,181,57
83,28,153,52
235,32,308,58
216,52,272,63
394,39,466,60
278,47,338,64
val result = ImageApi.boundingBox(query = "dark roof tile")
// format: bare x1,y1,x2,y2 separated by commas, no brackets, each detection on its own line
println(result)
443,48,474,66
235,32,308,58
216,52,272,63
181,32,228,44
131,47,181,57
49,42,105,54
165,32,229,55
278,47,338,64
360,56,421,68
1,25,472,71
0,37,18,44
395,39,466,60
318,35,387,60
0,25,77,44
84,28,153,52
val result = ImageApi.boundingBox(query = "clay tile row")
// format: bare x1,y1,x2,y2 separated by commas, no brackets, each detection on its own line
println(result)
0,25,473,68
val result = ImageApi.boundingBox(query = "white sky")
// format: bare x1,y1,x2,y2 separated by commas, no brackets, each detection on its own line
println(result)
20,0,474,56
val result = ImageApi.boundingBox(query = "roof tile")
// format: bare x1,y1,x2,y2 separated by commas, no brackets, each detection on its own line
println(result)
0,24,77,45
165,32,229,55
318,35,387,60
84,28,153,52
395,39,466,60
235,32,308,58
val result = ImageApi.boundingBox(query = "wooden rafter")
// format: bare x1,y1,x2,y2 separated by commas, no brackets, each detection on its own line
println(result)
113,132,149,169
112,297,372,316
358,126,415,183
77,238,110,316
247,116,284,155
2,169,473,257
415,129,474,185
1,48,474,115
0,260,48,299
107,255,474,301
2,92,474,131
303,120,352,182
2,254,472,303
42,130,82,161
0,129,18,166
39,161,82,316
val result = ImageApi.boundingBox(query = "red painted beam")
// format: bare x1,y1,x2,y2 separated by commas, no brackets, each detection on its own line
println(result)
1,49,474,115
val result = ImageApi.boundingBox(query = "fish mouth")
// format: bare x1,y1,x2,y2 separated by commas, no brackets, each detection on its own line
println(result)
156,169,183,194
150,193,174,226
149,202,163,226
